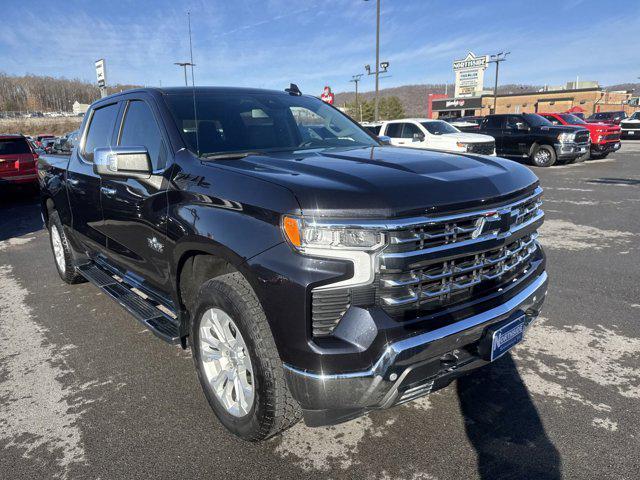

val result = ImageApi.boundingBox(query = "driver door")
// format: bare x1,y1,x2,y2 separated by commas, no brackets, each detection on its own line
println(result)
98,96,173,299
503,115,529,157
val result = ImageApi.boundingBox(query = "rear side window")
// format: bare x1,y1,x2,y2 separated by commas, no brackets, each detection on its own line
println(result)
385,123,403,138
0,138,31,155
119,100,167,170
83,103,119,162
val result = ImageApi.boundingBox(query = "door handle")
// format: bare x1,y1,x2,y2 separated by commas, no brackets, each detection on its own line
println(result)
100,186,117,197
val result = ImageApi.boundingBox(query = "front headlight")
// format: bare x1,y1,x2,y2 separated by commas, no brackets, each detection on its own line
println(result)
282,215,386,289
282,216,384,251
456,141,472,151
557,132,575,143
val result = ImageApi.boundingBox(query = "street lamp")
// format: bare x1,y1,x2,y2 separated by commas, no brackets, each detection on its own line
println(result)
350,74,363,121
489,51,510,113
174,62,195,86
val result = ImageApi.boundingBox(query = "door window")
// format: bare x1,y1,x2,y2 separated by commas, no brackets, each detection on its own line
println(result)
505,116,523,130
82,103,119,162
119,100,167,170
385,123,403,138
401,123,422,139
482,116,503,129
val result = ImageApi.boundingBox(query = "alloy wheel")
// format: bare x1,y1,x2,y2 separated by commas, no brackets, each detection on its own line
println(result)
51,225,66,274
199,308,255,417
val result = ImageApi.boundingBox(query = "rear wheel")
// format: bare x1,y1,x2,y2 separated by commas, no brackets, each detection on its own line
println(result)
531,144,557,167
191,272,301,441
48,211,85,284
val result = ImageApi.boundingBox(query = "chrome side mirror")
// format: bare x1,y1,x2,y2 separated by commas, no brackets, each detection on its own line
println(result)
93,146,152,179
378,135,392,145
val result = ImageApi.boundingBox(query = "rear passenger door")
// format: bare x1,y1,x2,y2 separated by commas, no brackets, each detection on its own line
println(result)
99,97,172,300
66,102,119,255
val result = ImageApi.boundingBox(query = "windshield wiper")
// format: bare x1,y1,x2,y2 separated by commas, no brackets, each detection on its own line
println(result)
200,151,270,160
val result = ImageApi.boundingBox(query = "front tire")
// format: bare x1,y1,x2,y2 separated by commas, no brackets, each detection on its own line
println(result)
531,144,557,167
191,272,302,441
590,152,609,160
48,211,85,284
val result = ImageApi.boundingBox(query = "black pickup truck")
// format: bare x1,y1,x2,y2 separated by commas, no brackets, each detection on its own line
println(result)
479,113,591,167
38,86,547,441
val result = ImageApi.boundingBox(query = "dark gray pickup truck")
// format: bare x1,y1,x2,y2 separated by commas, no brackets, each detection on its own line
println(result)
39,86,547,440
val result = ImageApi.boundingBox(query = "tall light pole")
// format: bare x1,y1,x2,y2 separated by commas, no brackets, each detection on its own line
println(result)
350,74,363,121
174,62,195,86
489,52,510,113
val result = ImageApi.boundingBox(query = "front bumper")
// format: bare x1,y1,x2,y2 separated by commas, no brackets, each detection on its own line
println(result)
284,270,548,426
591,141,621,153
554,141,590,159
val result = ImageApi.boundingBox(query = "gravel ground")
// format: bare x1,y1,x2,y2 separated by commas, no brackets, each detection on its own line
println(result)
1,143,639,480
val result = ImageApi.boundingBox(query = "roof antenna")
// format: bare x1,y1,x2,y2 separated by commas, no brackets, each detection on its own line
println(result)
285,83,302,96
188,11,199,155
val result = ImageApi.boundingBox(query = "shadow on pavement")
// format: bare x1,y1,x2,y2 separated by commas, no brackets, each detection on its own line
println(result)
586,177,640,186
0,185,43,241
457,353,562,480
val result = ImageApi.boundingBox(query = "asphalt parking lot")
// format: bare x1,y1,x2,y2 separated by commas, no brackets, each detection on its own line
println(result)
1,144,639,480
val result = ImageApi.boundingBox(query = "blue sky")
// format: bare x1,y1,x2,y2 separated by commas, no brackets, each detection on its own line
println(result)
1,0,639,95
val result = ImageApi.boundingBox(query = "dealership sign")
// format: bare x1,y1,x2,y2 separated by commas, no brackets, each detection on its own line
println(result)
453,52,489,98
95,59,106,88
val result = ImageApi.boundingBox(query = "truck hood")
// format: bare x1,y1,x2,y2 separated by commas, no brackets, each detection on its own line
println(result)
209,146,539,218
439,132,495,143
534,125,586,134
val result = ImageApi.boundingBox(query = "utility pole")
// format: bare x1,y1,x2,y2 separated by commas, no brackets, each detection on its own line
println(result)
489,52,510,113
174,62,195,86
364,0,385,121
350,74,363,121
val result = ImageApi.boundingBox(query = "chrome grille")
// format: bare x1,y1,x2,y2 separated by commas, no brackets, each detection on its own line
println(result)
379,188,544,319
575,130,590,144
468,142,495,155
603,133,620,141
380,234,538,309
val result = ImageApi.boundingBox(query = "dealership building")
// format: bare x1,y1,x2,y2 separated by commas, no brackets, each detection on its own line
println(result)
429,52,637,118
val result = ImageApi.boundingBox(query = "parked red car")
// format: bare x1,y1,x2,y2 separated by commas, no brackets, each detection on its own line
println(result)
0,134,39,184
35,134,55,148
539,112,621,159
585,111,626,126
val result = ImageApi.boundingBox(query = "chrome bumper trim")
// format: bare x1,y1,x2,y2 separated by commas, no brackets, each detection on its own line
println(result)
284,271,547,411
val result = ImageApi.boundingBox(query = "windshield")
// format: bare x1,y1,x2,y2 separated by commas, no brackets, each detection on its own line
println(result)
560,114,585,124
164,92,378,156
523,114,553,127
421,121,460,135
630,112,640,120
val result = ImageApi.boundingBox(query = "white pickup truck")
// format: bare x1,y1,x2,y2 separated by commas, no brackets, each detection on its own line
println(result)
379,118,496,155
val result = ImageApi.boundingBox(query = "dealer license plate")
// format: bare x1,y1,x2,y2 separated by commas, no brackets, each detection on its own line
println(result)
489,316,526,361
629,131,635,135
